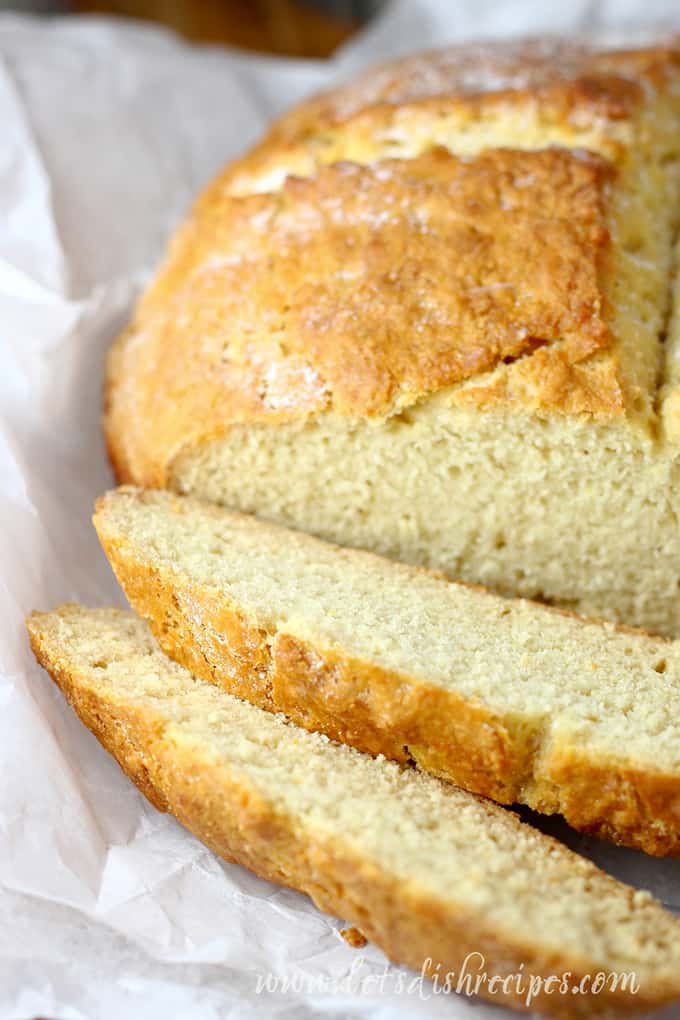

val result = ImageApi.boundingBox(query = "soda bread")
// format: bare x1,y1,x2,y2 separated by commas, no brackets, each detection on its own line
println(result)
105,38,680,635
94,487,680,857
26,605,680,1018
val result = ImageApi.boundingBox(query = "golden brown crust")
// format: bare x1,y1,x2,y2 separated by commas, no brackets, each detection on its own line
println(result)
105,147,620,488
271,38,678,124
28,614,171,814
26,608,680,1017
222,37,680,193
94,502,680,857
104,36,680,490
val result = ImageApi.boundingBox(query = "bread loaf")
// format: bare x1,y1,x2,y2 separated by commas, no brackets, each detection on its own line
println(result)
26,605,680,1018
105,38,680,636
94,486,680,856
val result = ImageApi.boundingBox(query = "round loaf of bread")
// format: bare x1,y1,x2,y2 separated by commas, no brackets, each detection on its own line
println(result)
105,37,680,635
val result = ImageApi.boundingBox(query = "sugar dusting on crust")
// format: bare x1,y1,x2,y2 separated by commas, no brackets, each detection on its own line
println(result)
103,145,625,488
306,37,680,123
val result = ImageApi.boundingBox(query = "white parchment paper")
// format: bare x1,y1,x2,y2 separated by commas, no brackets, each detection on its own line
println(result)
1,4,679,1018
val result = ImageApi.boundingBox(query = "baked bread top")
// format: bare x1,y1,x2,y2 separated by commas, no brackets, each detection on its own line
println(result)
224,37,680,192
106,38,680,489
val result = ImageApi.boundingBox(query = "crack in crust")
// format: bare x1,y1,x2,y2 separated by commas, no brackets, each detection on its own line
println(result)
105,35,680,489
223,37,680,194
105,37,680,491
106,147,620,487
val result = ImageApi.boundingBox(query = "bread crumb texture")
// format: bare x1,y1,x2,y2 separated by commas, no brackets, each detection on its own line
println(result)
339,927,367,948
26,605,680,1017
106,37,680,635
94,486,680,856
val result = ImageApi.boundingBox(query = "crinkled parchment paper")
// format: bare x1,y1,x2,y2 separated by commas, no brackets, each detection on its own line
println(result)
0,3,678,1018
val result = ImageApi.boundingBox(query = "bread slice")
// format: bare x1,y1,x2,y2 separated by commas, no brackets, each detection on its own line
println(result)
94,487,680,857
104,39,680,638
27,605,680,1018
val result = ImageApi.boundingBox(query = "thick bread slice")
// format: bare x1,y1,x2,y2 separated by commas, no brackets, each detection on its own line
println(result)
27,605,680,1018
94,487,680,857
